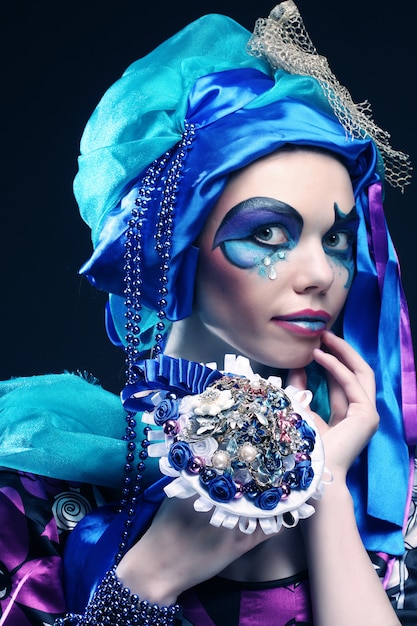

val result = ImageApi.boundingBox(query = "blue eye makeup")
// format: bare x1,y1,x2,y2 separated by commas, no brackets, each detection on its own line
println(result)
212,196,358,286
213,197,303,269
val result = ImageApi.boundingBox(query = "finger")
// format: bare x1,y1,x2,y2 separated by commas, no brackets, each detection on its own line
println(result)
314,348,379,443
319,331,376,404
326,373,349,427
313,347,371,407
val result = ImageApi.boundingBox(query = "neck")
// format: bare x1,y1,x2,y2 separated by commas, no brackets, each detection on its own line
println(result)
164,313,283,379
165,313,229,366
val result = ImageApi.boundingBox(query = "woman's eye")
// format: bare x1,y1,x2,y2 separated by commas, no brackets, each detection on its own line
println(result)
253,225,287,245
323,231,351,251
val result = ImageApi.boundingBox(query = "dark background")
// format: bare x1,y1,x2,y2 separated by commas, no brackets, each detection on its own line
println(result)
2,0,415,394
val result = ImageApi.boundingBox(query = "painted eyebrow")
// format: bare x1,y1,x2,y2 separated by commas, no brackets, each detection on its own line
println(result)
213,196,303,249
330,204,359,230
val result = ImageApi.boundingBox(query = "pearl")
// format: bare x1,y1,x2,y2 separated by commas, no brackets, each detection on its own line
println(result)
163,420,178,435
295,452,311,462
238,443,258,463
212,450,230,470
188,456,205,474
280,483,291,499
234,483,245,499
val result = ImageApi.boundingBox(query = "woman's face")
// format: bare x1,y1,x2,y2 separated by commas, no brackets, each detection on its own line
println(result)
194,149,358,369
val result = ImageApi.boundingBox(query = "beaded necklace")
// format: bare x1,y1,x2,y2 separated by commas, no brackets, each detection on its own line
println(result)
116,122,197,567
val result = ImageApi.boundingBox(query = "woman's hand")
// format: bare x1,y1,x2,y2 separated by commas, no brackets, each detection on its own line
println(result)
116,491,273,605
289,331,399,625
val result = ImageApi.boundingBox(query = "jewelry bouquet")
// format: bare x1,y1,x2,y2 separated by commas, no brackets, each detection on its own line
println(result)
145,355,324,534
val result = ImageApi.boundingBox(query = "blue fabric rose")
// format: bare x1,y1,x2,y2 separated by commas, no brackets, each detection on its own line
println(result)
283,470,299,489
154,398,179,426
255,487,282,510
207,474,237,503
296,420,316,443
168,441,192,470
296,461,314,489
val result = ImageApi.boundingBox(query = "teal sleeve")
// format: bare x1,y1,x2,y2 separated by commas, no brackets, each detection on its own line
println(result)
0,373,161,489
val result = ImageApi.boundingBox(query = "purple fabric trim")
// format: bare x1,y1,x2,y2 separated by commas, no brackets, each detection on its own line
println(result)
382,454,416,589
368,183,417,445
367,183,387,293
399,283,417,444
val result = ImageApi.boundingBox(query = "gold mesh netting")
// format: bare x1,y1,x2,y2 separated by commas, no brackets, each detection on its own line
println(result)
247,0,412,190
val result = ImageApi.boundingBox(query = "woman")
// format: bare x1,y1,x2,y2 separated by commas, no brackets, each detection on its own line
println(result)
0,2,415,625
57,2,415,624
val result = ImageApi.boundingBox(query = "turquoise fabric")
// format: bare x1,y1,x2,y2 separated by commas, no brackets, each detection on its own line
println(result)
0,373,156,489
74,14,269,246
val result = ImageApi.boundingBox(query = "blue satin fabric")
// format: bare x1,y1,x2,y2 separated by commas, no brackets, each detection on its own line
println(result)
64,477,171,613
0,373,127,489
73,15,270,241
122,354,223,413
344,186,410,554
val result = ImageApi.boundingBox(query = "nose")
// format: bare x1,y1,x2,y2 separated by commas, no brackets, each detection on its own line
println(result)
291,242,335,294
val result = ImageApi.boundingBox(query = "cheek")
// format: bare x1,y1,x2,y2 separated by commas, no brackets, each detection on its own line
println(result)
196,249,240,305
195,248,259,325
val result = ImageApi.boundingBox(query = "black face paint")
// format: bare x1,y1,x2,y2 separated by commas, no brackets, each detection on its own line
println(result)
323,204,358,287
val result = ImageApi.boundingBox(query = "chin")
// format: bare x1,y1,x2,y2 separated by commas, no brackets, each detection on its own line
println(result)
243,349,315,375
272,356,314,371
209,330,320,373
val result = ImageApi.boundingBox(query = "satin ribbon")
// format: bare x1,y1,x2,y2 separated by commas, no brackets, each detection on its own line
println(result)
343,182,414,555
121,355,223,413
368,182,417,445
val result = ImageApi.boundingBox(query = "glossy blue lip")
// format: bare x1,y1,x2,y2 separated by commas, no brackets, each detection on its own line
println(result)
289,319,327,331
272,318,327,336
272,309,331,336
